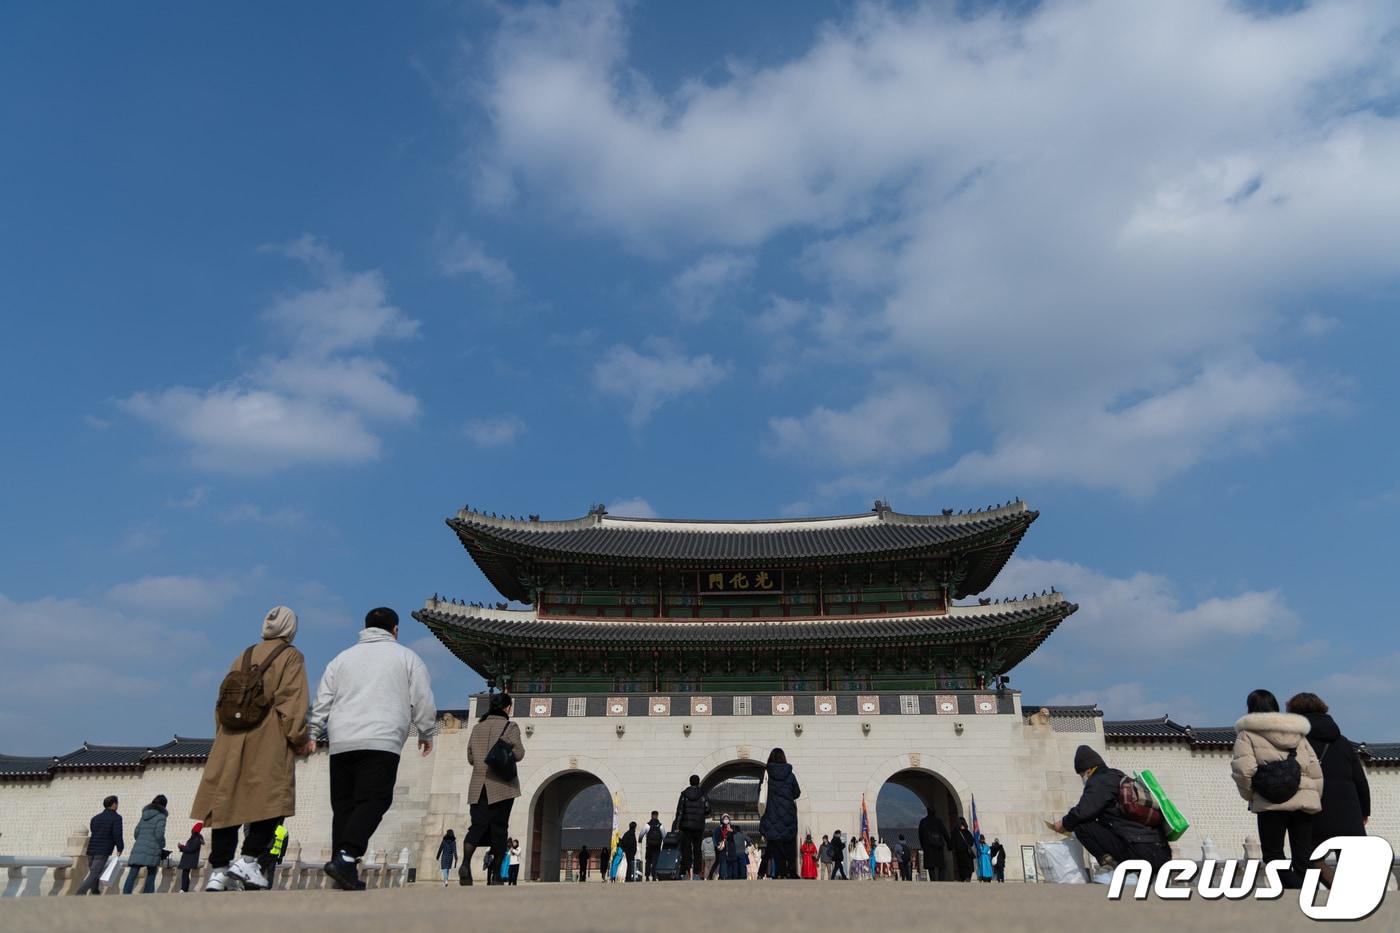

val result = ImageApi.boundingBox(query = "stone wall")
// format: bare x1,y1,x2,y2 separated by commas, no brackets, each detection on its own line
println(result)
2,701,1394,887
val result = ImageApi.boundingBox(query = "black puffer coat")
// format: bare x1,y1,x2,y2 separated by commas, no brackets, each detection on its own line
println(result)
675,785,711,832
1302,712,1370,841
758,761,801,840
87,809,124,857
177,832,203,870
1061,749,1166,848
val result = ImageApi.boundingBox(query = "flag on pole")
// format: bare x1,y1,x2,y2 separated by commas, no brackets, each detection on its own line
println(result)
971,794,992,880
860,793,871,849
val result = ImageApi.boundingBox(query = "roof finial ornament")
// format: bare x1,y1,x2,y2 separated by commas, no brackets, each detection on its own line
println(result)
942,508,953,516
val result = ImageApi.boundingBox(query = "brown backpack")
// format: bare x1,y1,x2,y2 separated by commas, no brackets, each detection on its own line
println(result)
215,641,292,732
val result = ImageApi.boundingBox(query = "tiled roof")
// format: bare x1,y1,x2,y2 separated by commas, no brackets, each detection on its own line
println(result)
1102,717,1193,739
0,754,58,780
1023,704,1102,718
54,744,151,770
449,502,1037,601
1187,727,1237,748
145,737,214,761
416,593,1075,649
1362,742,1400,763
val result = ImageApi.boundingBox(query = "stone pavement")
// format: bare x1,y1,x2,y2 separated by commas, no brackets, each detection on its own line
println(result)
2,881,1394,932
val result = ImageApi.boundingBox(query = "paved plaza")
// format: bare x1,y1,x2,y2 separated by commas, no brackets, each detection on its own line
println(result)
3,881,1395,933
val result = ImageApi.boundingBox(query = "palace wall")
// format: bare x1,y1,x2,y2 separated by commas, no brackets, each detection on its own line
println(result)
3,702,1395,884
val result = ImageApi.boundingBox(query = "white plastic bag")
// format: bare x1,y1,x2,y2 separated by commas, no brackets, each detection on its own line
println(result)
99,857,119,884
1035,840,1087,884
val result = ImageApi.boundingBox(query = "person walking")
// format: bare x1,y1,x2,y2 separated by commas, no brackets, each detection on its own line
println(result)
261,822,288,889
674,774,711,880
817,834,833,879
1053,745,1172,873
953,817,975,882
875,837,892,878
310,607,437,891
759,748,801,879
849,835,867,879
193,605,312,892
76,795,124,895
712,814,737,880
918,807,951,881
122,795,167,894
894,835,912,881
577,845,590,882
1232,689,1323,889
643,810,664,880
620,822,639,882
458,691,524,885
176,822,204,893
990,838,1006,883
828,830,847,880
436,830,458,886
800,834,819,879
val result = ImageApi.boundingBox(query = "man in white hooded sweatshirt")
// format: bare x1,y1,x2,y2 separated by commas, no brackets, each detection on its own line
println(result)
309,607,436,890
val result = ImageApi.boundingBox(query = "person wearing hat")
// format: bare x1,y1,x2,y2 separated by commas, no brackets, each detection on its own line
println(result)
458,691,525,884
176,822,205,892
1053,745,1171,873
191,606,312,892
310,607,438,891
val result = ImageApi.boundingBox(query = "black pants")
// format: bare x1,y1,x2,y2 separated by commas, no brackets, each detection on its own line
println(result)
645,847,659,880
899,859,912,880
1073,822,1171,872
210,816,282,869
509,864,519,885
1257,810,1314,889
465,787,514,882
330,749,400,859
578,859,588,881
768,837,798,879
830,855,847,879
954,851,972,882
676,829,704,879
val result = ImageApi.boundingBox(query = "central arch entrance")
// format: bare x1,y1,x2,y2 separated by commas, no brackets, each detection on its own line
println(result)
702,761,764,833
529,771,612,882
875,769,963,879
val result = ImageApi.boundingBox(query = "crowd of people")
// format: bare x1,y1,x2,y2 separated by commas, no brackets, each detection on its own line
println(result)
75,604,440,894
63,603,1375,896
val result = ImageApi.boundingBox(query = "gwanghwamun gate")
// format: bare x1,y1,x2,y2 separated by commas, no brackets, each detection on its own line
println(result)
2,500,1396,884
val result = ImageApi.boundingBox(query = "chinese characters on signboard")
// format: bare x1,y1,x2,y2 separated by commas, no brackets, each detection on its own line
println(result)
698,570,783,594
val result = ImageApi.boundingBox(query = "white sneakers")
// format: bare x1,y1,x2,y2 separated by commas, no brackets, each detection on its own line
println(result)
228,856,270,890
205,869,231,892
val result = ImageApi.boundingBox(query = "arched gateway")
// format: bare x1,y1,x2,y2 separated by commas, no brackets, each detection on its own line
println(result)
415,500,1086,881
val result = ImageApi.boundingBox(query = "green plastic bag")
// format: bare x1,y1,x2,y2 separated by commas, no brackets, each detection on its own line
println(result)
1139,769,1189,843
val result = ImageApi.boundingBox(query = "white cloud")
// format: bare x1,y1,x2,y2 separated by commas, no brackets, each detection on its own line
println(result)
592,339,729,426
121,237,419,472
438,234,516,292
607,496,657,518
669,252,754,321
106,574,240,616
475,0,1400,494
464,414,527,448
992,556,1297,660
219,503,309,528
768,383,951,470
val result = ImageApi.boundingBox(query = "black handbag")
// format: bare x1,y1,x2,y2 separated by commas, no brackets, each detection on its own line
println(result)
484,724,517,782
1252,748,1302,804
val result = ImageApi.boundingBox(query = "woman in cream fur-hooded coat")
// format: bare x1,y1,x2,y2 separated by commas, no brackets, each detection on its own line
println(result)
1231,711,1324,814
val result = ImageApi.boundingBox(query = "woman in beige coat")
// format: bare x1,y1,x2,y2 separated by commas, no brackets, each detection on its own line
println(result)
1231,688,1323,889
458,691,525,885
190,606,312,891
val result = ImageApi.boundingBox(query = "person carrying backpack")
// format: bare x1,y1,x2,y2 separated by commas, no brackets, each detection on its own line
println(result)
1053,745,1171,873
1231,688,1323,889
643,811,664,880
191,606,312,892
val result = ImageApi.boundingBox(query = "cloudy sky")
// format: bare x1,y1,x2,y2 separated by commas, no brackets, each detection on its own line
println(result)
3,0,1398,755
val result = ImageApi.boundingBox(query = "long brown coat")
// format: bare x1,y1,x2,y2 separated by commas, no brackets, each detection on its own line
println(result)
190,639,310,828
466,714,525,806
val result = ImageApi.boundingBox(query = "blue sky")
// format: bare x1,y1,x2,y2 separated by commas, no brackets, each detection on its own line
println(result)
2,0,1398,755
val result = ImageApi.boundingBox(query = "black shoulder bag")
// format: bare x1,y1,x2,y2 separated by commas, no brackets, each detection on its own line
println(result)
483,720,518,782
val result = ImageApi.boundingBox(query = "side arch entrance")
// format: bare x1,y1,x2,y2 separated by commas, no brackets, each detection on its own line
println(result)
873,767,965,879
528,770,613,882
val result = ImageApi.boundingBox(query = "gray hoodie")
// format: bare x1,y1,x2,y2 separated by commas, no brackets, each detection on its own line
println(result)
309,628,438,755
